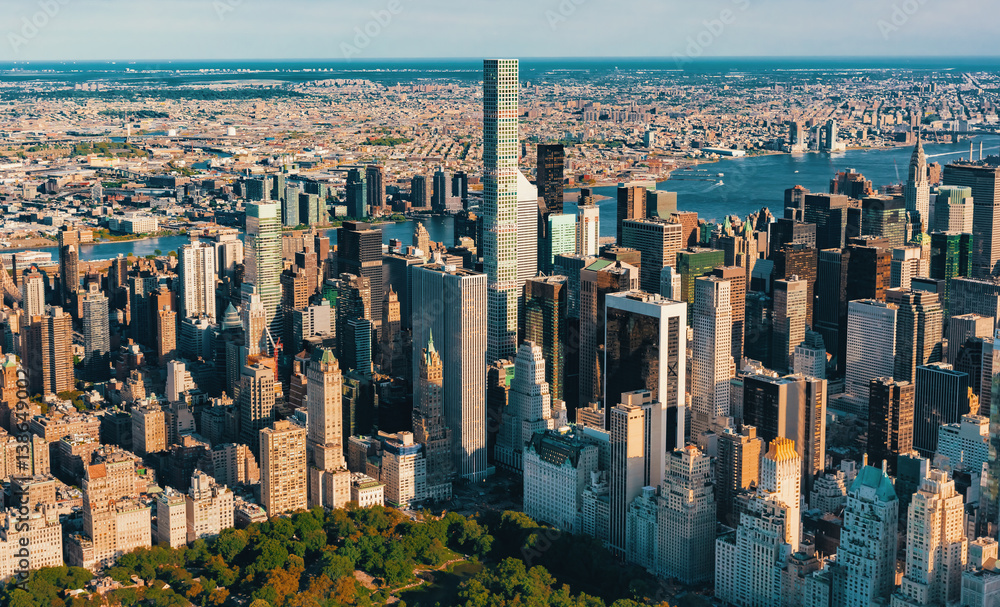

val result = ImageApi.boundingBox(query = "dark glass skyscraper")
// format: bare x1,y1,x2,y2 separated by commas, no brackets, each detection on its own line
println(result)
537,143,565,215
337,222,383,339
346,168,367,219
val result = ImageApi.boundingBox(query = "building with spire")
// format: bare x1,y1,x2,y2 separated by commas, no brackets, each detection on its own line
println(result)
413,334,454,501
306,348,350,509
496,342,557,471
904,136,930,227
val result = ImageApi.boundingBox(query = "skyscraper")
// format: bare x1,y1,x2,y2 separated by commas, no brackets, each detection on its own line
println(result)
23,306,73,397
942,162,1000,278
604,291,687,449
845,299,898,416
496,342,556,471
576,204,600,256
860,196,908,248
760,437,802,551
886,288,943,384
239,360,276,455
657,446,716,584
716,426,764,527
346,168,367,218
413,335,454,501
179,241,218,323
245,202,282,340
904,138,930,226
410,174,430,210
866,378,914,475
261,419,307,517
483,58,521,362
616,185,647,244
537,143,565,216
712,266,747,366
742,373,827,494
58,227,80,308
929,231,973,312
523,275,567,402
894,469,968,607
411,263,488,481
609,390,659,558
772,277,809,374
621,218,684,294
306,348,350,510
20,269,45,319
432,166,448,211
691,276,733,437
365,164,385,212
932,186,974,233
337,222,383,339
676,248,726,310
540,213,576,274
913,362,970,456
579,259,638,406
81,283,110,382
830,462,899,607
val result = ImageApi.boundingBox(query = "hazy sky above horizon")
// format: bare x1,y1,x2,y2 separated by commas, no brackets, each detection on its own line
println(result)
1,0,997,62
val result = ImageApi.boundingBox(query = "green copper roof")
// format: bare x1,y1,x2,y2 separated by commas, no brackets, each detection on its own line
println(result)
585,259,614,271
850,464,897,502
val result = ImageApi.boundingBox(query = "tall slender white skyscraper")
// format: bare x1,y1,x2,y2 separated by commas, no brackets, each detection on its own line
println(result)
245,202,282,339
692,276,733,437
20,270,45,319
576,204,600,256
179,240,218,322
483,58,520,362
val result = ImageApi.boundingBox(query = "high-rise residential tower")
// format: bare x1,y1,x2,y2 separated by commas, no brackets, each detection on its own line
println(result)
179,240,218,323
245,202,283,339
261,419,307,517
483,58,521,362
81,283,110,382
576,204,600,256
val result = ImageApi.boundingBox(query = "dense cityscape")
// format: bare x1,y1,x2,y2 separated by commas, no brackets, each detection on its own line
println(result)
0,49,999,607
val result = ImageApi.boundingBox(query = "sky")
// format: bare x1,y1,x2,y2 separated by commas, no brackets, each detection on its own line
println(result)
1,0,997,62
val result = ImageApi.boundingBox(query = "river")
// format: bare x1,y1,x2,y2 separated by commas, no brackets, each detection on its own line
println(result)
14,135,997,262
